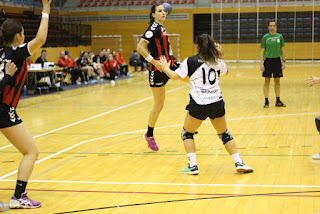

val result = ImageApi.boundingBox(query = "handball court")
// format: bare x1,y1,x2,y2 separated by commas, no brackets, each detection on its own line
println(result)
0,62,320,213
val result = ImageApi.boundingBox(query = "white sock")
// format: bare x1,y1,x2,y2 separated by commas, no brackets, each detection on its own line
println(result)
231,153,242,163
187,153,197,167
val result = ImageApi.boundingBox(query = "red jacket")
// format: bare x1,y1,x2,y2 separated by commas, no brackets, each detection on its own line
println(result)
103,59,118,74
115,52,126,65
58,56,79,68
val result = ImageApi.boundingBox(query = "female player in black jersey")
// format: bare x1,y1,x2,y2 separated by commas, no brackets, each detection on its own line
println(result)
0,0,52,209
0,62,17,212
137,4,178,151
158,33,253,175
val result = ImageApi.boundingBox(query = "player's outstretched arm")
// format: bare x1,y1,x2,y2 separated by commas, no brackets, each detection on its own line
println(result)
307,76,320,87
29,0,52,56
158,56,181,80
137,39,163,71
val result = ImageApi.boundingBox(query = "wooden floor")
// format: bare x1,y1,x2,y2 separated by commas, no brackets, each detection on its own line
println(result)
1,62,320,214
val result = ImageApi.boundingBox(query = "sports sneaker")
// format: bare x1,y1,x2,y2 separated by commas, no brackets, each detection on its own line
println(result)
275,100,286,107
264,102,269,108
143,133,159,151
235,162,253,173
0,200,9,212
181,164,199,175
9,192,41,209
110,80,115,87
312,152,320,160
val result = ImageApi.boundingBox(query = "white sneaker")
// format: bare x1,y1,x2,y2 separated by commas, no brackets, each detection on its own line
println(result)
110,80,115,86
76,81,81,85
0,200,9,212
312,152,320,160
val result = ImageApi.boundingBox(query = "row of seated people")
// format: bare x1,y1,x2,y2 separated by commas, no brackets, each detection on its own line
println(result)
78,0,194,7
26,48,131,89
58,48,130,87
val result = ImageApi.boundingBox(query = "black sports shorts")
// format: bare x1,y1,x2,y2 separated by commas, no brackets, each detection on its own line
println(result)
149,61,180,87
188,100,225,121
262,57,283,78
0,103,22,129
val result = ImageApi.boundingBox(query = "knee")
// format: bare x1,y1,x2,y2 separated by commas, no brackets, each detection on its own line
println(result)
181,128,194,141
30,147,39,160
264,79,270,85
153,103,164,112
218,129,233,145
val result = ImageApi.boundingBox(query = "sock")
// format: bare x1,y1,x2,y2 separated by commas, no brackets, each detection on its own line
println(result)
187,153,197,167
265,97,269,103
231,153,242,164
14,180,27,199
147,126,154,137
276,97,280,101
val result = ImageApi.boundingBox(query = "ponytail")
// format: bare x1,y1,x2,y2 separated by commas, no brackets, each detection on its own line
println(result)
195,33,222,64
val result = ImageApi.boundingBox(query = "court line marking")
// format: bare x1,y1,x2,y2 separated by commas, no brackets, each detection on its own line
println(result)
0,84,188,151
0,111,317,180
0,188,319,197
2,179,320,188
54,190,320,214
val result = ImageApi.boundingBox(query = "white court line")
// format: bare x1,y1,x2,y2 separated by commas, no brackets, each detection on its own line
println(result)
1,179,320,188
0,111,317,181
0,84,188,151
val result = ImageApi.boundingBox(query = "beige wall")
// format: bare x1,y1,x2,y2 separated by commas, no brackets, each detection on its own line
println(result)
57,6,320,61
32,46,91,64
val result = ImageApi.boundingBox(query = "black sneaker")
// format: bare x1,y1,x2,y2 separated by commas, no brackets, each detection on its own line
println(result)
275,100,286,107
264,102,269,108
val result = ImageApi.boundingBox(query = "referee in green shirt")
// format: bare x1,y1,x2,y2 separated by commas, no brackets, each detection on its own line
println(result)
260,20,286,108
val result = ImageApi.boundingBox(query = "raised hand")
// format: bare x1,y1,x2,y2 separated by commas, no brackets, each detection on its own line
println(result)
42,0,52,15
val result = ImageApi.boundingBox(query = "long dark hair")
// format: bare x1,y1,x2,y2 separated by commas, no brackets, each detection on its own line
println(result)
195,33,221,64
0,19,23,47
148,4,160,25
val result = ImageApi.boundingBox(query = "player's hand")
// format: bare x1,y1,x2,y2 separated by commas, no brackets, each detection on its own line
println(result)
42,0,52,15
157,56,170,72
260,63,265,72
281,62,285,70
306,76,320,87
5,62,17,77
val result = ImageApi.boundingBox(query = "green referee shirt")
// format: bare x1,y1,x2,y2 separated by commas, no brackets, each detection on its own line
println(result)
261,33,285,58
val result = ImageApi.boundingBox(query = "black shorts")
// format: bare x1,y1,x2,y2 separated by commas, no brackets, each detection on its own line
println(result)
148,62,179,87
0,104,22,129
263,58,283,78
188,100,225,121
149,70,169,87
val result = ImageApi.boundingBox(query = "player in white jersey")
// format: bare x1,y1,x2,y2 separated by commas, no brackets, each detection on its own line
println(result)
307,76,320,160
158,33,253,175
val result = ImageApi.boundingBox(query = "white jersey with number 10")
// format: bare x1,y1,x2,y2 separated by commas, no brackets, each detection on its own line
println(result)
175,54,228,106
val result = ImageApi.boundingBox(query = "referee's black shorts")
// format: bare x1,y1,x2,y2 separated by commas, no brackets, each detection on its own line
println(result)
262,57,283,78
0,103,22,129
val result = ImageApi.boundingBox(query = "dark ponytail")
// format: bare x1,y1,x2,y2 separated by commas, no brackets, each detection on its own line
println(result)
0,19,23,47
195,33,221,64
148,4,160,25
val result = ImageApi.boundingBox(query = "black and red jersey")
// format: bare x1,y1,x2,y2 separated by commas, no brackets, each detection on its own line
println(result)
0,42,30,108
141,22,175,71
